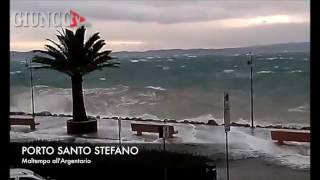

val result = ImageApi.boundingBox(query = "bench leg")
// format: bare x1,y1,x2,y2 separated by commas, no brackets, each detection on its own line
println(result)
30,124,35,130
168,133,173,138
159,128,164,138
159,131,164,138
137,131,142,136
277,140,284,145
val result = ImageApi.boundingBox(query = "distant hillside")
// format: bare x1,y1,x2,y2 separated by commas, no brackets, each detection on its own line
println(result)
112,42,309,58
10,42,309,61
10,51,35,61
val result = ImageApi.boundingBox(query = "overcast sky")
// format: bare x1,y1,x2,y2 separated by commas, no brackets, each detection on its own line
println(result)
10,0,310,52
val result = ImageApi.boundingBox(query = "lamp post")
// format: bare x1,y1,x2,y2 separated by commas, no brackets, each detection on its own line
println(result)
225,131,229,180
224,92,230,180
247,53,254,129
26,59,35,118
163,119,168,180
118,117,122,147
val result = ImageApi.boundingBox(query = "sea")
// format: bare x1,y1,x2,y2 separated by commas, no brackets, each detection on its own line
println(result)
10,45,310,128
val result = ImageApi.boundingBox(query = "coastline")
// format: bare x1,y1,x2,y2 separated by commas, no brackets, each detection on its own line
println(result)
10,111,310,131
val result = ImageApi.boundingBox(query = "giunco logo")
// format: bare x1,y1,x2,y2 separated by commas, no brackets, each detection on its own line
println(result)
13,10,91,28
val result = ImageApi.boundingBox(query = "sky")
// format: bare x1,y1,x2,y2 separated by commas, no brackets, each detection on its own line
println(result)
10,0,310,52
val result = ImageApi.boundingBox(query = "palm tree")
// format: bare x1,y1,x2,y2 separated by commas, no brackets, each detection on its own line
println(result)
32,26,119,134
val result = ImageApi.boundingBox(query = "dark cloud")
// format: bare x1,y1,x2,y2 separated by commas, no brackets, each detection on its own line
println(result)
10,0,310,51
10,0,309,24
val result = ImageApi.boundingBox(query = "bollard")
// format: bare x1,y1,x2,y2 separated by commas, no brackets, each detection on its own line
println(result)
205,162,217,180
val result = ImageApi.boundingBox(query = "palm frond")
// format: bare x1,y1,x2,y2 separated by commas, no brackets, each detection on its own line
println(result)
46,38,67,56
32,56,73,76
81,62,120,75
44,44,66,60
84,32,100,50
74,26,85,48
93,53,113,64
32,26,119,77
92,40,105,54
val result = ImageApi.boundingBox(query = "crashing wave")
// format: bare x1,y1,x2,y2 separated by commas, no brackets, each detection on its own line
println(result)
145,86,167,91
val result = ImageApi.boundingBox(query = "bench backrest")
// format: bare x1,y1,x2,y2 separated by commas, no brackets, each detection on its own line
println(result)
10,118,35,124
271,130,310,142
131,123,175,133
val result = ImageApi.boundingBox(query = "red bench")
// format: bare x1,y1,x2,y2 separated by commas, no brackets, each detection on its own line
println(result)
131,123,178,138
10,115,39,130
271,130,310,144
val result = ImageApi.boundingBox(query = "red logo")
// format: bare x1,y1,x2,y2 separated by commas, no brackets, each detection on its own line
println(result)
69,10,86,28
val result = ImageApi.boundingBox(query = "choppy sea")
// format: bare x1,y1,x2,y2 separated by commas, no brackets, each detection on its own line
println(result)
10,51,310,128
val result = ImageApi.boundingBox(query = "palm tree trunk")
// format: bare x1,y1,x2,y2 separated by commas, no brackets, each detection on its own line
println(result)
71,75,88,122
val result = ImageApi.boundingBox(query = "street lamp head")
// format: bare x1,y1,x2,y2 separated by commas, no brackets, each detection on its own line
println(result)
25,59,29,67
247,52,253,65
